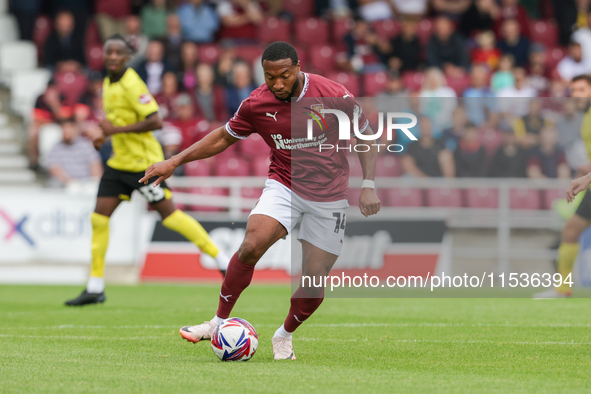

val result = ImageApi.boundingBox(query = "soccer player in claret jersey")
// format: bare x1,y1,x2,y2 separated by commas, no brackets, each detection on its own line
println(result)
64,35,229,306
140,41,381,359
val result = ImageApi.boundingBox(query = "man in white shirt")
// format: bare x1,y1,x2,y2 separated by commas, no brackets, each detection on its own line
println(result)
497,67,537,118
557,41,591,82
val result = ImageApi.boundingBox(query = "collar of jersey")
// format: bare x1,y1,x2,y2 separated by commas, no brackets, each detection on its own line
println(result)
109,67,129,83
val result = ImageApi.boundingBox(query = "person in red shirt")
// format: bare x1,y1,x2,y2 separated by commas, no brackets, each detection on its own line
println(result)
141,41,381,360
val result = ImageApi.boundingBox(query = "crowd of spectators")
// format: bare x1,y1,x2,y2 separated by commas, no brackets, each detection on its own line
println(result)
9,0,591,188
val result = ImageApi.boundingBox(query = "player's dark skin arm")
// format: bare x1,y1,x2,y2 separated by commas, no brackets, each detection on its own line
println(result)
99,112,163,136
139,125,239,185
355,126,381,217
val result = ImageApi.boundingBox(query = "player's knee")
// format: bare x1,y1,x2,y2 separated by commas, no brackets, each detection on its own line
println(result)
563,218,586,243
237,239,265,265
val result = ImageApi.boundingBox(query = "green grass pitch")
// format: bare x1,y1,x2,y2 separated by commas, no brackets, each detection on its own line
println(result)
1,284,590,393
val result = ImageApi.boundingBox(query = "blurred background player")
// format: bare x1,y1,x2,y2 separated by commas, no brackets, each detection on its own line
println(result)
65,35,229,306
140,42,381,360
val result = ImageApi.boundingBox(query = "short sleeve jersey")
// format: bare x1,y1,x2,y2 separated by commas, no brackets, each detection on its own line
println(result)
226,72,369,202
103,68,163,172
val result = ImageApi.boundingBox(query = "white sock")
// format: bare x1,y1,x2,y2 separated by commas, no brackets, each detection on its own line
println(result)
273,324,293,338
215,250,230,271
86,277,105,294
212,315,225,325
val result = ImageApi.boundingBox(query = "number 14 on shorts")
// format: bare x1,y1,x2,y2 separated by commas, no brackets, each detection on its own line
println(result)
333,213,346,233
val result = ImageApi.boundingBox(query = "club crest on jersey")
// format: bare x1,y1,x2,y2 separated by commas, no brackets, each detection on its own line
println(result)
138,93,152,104
303,104,327,132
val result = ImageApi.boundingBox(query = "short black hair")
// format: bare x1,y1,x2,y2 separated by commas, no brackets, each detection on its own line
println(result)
572,74,591,85
261,41,298,66
105,34,134,54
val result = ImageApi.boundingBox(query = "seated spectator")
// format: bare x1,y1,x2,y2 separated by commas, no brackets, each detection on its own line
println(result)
557,41,591,82
193,63,228,122
163,14,183,71
556,98,588,173
497,67,537,119
170,94,207,151
341,18,385,73
527,43,549,95
489,130,528,177
376,70,409,99
401,117,455,177
217,0,264,41
390,0,428,18
154,71,181,119
512,98,548,148
357,0,393,22
491,54,515,93
472,30,501,69
178,42,200,91
463,64,498,128
46,119,103,188
226,61,256,115
497,18,530,67
458,0,500,38
44,11,85,71
135,40,174,95
573,10,591,63
383,17,421,72
454,123,487,177
427,15,470,76
159,121,184,160
141,0,168,39
527,126,570,179
419,68,458,136
177,0,220,43
215,44,238,87
493,0,530,39
431,0,471,21
441,106,468,152
28,79,72,168
125,15,150,69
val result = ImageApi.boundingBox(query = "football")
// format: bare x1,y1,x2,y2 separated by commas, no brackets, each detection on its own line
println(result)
211,318,259,361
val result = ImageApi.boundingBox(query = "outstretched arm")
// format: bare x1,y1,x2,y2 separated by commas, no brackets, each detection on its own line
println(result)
356,126,381,217
566,172,591,203
100,112,163,136
139,125,239,186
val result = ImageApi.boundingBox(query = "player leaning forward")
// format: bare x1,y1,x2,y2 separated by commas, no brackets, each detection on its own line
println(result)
65,35,229,306
141,41,381,359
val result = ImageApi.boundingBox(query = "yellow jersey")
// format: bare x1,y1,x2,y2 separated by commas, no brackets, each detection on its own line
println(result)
582,105,591,160
103,68,163,172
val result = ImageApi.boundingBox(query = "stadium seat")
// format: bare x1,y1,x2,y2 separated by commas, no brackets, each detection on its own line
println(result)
372,20,401,40
215,157,251,177
384,187,423,207
362,72,387,96
426,188,463,207
375,155,402,177
510,189,541,210
417,19,433,47
10,68,51,117
258,17,290,43
240,133,271,159
234,45,264,64
347,154,364,177
402,71,425,93
0,14,19,43
466,188,498,209
291,44,309,65
480,128,503,159
309,44,337,73
95,0,131,18
529,20,558,48
33,16,52,61
546,47,566,70
188,186,228,212
252,155,271,176
54,72,89,105
38,123,63,167
446,74,471,96
331,18,353,43
184,160,212,177
295,17,329,46
199,44,221,65
85,20,101,46
327,71,360,97
0,41,37,85
283,0,314,18
542,188,564,210
86,43,104,72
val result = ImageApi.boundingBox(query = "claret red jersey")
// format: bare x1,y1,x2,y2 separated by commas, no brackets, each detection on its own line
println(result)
225,72,369,202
